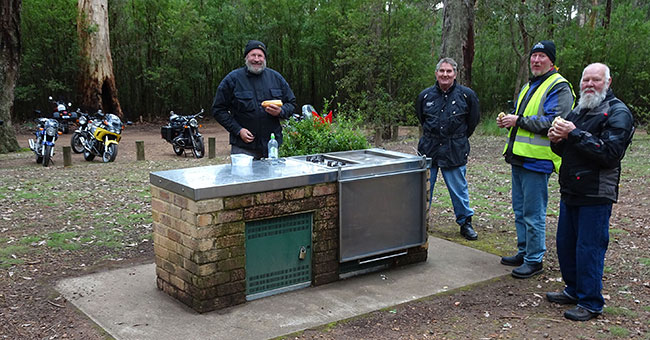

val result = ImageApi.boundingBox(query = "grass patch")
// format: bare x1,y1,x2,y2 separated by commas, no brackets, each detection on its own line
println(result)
0,245,30,268
19,235,41,245
47,232,80,251
603,306,637,318
608,326,630,338
639,258,650,266
609,228,629,235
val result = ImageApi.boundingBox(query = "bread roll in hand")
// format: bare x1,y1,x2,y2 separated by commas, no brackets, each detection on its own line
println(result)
262,100,283,107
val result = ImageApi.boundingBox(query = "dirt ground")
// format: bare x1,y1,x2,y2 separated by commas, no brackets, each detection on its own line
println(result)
1,123,648,340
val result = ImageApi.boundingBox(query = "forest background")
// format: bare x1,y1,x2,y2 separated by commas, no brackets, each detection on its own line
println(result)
10,0,650,129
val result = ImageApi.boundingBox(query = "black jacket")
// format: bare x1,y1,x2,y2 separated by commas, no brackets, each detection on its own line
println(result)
416,81,480,167
551,89,634,205
211,67,296,155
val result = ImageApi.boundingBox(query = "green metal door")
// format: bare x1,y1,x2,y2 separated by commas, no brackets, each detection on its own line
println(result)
245,212,312,300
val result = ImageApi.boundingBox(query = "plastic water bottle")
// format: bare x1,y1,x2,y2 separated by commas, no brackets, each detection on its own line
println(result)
268,133,278,162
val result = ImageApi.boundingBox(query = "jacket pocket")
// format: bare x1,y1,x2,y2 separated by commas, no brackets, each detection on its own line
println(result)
269,88,283,99
565,169,599,196
234,90,255,112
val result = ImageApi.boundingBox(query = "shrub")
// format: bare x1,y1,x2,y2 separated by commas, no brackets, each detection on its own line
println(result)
280,117,370,157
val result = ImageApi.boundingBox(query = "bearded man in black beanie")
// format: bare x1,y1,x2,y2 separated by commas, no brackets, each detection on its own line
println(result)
212,40,296,159
496,40,576,279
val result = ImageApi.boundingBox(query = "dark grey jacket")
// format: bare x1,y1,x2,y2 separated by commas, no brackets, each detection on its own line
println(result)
416,81,480,167
211,67,296,156
551,89,635,205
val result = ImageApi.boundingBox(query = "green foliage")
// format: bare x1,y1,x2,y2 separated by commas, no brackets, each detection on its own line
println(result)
333,0,436,129
280,117,370,157
15,0,80,117
13,0,650,126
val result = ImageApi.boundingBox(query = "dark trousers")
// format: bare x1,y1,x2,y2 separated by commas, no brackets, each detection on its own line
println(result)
556,200,611,313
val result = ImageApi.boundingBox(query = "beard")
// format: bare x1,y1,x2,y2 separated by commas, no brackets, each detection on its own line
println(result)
578,87,607,110
245,59,266,74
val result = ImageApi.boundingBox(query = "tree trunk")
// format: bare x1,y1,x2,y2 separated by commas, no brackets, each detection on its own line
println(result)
77,0,123,117
602,0,612,29
0,0,21,153
440,0,476,87
509,5,530,99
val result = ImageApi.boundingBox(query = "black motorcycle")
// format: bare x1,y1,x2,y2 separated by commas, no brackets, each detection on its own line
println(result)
161,109,205,158
70,109,98,154
49,96,77,134
28,117,61,167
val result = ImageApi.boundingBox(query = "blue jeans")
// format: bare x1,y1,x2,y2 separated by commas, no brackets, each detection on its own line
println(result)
429,165,474,226
511,165,550,264
556,201,611,313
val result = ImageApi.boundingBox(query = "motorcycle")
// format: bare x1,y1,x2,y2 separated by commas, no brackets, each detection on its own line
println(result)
81,112,126,163
160,109,205,158
49,96,77,134
28,117,61,167
70,109,99,154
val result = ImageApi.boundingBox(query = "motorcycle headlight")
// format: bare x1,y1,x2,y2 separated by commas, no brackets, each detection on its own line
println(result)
189,118,198,128
46,127,57,136
79,116,87,125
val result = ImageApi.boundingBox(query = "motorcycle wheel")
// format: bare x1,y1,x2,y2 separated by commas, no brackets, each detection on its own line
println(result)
42,145,52,167
70,133,84,153
192,135,205,158
103,144,118,163
84,149,95,161
35,152,43,164
62,125,69,134
173,144,184,156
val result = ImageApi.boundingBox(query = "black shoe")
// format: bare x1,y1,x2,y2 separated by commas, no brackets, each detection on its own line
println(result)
460,223,478,241
546,291,578,305
500,254,524,266
511,262,543,279
564,306,600,321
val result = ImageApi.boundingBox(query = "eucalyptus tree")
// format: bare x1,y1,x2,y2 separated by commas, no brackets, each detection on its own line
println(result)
77,0,123,117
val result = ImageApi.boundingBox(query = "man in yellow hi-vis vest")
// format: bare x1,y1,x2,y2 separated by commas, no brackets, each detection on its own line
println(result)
496,40,576,279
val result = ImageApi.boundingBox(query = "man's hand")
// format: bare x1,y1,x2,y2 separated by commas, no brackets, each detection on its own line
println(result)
547,119,576,143
264,104,282,117
497,114,518,128
239,128,255,143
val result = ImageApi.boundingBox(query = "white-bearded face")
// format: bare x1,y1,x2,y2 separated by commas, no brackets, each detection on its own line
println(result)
578,63,611,110
578,86,607,109
244,49,266,75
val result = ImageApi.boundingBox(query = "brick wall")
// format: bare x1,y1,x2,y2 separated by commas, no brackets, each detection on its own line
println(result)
151,183,339,313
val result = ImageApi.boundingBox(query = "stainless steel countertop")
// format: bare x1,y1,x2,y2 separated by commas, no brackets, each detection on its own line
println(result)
150,158,338,200
150,149,427,201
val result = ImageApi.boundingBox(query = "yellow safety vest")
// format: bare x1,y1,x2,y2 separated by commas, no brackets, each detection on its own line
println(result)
504,73,571,172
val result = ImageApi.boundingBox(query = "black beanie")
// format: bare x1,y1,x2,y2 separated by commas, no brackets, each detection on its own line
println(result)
530,40,556,64
244,40,266,58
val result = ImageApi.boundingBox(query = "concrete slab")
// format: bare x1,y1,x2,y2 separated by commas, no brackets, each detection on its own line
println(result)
56,237,511,340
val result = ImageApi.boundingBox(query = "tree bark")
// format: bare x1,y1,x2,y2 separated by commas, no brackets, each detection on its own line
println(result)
602,0,612,29
440,0,476,87
0,0,21,153
77,0,123,117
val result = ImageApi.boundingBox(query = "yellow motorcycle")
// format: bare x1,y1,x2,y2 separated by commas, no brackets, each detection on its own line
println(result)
82,112,128,163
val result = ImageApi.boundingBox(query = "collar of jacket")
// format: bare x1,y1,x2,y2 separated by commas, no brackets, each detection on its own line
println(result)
245,67,265,77
529,69,557,84
435,80,457,94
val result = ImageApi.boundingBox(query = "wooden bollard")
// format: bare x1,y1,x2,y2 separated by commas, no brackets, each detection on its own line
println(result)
136,141,145,161
208,137,216,159
391,125,399,141
62,146,72,167
374,127,383,147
